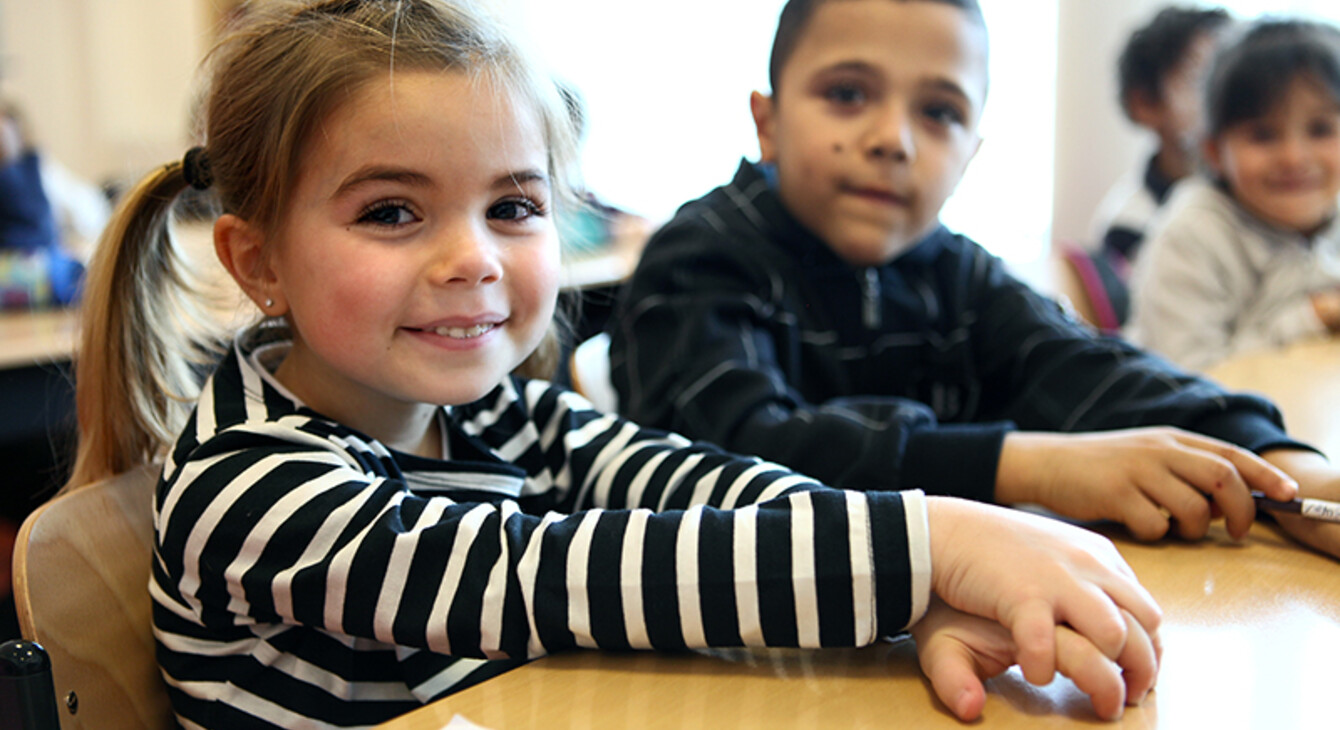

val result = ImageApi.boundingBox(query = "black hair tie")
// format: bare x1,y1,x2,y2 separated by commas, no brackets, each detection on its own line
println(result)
182,146,214,190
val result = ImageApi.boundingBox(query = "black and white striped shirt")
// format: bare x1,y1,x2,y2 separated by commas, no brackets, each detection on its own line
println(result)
152,324,929,728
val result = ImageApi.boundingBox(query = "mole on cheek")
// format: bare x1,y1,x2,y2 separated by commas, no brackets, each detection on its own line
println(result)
832,143,843,153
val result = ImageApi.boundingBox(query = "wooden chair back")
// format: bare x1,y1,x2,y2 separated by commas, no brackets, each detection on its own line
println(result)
11,463,174,729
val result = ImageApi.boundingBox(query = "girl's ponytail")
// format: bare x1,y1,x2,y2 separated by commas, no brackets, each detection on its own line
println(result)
64,159,228,490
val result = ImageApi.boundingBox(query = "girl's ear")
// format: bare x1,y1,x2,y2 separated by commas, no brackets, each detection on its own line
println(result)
214,214,287,317
750,91,778,163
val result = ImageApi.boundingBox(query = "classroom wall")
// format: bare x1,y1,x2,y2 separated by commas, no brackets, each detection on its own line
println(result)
1052,0,1170,245
0,0,1170,253
0,0,218,187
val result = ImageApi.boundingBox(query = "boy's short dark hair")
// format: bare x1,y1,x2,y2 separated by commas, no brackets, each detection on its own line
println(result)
1117,6,1230,119
1203,18,1340,138
767,0,985,96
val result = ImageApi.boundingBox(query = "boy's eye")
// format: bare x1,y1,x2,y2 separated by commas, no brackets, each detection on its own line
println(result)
824,84,867,106
923,103,966,127
357,201,418,227
488,198,545,222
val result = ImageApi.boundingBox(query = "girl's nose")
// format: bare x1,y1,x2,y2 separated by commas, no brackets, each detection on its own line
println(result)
864,104,915,163
1277,131,1310,169
429,226,503,286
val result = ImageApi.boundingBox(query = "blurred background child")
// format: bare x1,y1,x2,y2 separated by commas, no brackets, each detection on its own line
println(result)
1067,6,1232,331
1091,6,1232,270
1129,18,1340,372
0,98,88,308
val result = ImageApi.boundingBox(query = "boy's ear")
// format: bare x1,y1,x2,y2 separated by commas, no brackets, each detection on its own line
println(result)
1201,136,1224,176
214,213,287,317
750,91,778,163
1126,89,1165,130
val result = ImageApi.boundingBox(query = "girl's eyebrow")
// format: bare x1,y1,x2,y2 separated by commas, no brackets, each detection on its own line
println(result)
333,165,433,197
497,169,549,192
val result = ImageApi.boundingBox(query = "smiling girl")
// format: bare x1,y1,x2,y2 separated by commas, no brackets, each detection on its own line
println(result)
66,1,1159,726
1131,18,1340,371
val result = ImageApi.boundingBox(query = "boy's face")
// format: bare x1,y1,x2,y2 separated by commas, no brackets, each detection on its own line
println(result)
752,0,986,266
1151,32,1218,152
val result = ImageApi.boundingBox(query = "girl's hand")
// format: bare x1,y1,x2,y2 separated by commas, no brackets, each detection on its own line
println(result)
1310,289,1340,332
995,427,1298,541
925,497,1162,689
911,597,1159,721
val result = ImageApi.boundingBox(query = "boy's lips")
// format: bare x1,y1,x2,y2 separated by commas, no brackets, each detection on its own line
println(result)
843,183,911,206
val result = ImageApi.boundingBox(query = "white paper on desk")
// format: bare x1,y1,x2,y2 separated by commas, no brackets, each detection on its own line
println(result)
440,715,494,730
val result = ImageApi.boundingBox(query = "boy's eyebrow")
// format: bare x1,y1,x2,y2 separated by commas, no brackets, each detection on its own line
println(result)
815,61,977,103
921,77,974,104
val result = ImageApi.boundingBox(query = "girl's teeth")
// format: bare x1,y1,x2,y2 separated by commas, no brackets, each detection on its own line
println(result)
432,324,494,338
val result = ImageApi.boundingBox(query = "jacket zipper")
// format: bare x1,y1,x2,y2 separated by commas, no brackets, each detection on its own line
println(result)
862,268,882,329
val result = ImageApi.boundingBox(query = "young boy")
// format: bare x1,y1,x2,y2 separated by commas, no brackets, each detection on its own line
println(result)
608,0,1340,561
1090,6,1231,267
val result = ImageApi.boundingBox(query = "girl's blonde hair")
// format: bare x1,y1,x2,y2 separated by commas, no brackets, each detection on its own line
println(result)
67,0,579,489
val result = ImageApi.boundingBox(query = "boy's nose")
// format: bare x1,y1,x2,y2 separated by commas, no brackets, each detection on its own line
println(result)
428,226,503,286
864,105,915,163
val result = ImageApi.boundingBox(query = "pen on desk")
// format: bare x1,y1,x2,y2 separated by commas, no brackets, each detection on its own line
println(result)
1252,492,1340,523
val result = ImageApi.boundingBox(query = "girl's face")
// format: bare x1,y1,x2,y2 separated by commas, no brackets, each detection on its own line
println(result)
266,70,559,441
1206,75,1340,236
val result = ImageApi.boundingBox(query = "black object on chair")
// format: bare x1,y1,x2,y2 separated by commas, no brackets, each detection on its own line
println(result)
0,639,60,730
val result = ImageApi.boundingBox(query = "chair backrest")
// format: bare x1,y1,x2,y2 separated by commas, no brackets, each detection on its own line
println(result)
12,463,174,730
569,332,619,413
1053,244,1129,334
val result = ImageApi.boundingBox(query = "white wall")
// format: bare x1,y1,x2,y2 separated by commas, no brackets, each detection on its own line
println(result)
0,0,211,185
1052,0,1170,246
0,0,1191,255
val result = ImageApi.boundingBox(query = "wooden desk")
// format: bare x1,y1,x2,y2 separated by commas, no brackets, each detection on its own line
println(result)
0,308,78,370
1206,337,1340,459
379,520,1339,729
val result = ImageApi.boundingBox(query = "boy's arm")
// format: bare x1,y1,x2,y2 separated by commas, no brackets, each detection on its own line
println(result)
1260,449,1340,559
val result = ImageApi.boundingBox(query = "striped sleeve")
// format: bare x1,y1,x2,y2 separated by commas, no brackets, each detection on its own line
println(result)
155,441,929,659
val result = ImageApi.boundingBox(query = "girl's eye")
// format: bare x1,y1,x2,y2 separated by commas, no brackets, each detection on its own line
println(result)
357,201,418,227
1247,125,1278,144
1308,117,1339,138
824,84,866,107
488,198,546,222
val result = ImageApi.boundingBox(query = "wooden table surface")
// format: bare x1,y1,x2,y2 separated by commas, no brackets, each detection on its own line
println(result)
380,518,1339,729
1206,336,1340,460
0,307,78,369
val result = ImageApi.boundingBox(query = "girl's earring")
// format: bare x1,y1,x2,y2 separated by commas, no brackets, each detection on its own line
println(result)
264,298,274,309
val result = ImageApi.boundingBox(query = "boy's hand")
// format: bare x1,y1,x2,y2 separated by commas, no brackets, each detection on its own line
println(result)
911,597,1159,721
925,497,1162,690
1261,448,1340,560
996,427,1298,541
